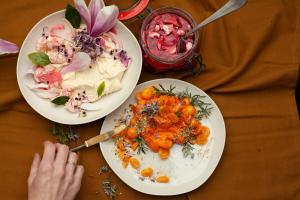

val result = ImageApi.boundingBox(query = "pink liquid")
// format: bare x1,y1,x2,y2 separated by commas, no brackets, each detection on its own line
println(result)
143,13,194,61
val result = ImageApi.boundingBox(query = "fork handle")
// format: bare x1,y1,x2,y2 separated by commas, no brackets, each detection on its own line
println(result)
187,0,247,36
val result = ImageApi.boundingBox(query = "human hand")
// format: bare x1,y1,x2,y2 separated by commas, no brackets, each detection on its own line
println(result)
28,141,84,200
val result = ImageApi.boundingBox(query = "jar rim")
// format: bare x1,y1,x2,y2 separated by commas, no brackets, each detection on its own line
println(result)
140,6,199,65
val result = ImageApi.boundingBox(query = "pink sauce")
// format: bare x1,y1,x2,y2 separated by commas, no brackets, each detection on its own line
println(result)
143,13,194,61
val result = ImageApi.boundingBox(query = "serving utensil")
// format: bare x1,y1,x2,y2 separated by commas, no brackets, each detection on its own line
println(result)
70,124,126,152
177,0,247,53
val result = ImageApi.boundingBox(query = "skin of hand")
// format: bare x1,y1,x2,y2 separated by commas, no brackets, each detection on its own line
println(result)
28,141,84,200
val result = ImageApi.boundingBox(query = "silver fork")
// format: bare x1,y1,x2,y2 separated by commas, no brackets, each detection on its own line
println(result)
177,0,247,53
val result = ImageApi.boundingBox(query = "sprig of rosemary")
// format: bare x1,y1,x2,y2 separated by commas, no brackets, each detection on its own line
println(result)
135,136,148,154
153,84,176,96
182,141,195,158
179,88,213,120
194,105,213,120
49,122,79,144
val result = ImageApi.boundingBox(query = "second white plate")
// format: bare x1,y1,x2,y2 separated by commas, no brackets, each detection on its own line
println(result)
100,78,226,196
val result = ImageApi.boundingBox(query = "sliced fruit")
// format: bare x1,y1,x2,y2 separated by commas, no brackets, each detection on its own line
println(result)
156,175,169,183
129,157,140,169
141,167,154,177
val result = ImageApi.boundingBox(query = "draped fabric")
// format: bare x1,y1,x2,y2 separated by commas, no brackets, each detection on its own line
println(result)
0,0,299,199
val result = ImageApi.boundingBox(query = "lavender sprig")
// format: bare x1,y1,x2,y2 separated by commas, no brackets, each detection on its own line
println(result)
102,177,118,199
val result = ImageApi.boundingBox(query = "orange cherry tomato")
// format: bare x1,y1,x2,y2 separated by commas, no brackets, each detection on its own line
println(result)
190,118,200,128
141,87,155,100
167,113,179,123
156,176,169,183
136,92,143,101
138,99,147,105
116,140,125,151
159,148,170,159
158,139,173,149
141,167,153,177
127,127,138,139
130,117,137,126
131,142,139,151
129,157,140,169
182,105,196,116
195,126,210,145
182,97,190,105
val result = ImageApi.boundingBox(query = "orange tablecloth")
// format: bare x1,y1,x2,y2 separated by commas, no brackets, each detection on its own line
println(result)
0,0,299,199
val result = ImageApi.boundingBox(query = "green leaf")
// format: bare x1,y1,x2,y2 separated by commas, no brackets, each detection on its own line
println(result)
51,96,70,105
28,52,50,66
97,81,105,96
65,4,81,28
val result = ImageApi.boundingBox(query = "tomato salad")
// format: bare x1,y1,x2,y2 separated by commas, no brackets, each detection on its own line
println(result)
113,85,212,182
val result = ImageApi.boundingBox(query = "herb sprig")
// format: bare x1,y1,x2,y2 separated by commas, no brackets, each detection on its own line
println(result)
153,84,176,96
182,141,194,158
178,88,213,120
49,122,79,144
102,177,118,199
135,136,148,154
99,165,120,199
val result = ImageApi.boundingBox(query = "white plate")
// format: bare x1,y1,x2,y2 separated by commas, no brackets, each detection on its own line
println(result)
100,78,226,196
16,10,142,125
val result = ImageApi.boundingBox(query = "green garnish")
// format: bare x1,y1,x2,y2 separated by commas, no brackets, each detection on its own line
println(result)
153,84,176,96
65,4,81,28
49,122,79,144
135,136,148,155
51,96,70,105
179,88,213,120
97,81,105,96
182,141,194,158
28,52,50,66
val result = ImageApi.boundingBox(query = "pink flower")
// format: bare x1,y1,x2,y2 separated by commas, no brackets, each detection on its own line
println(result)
74,0,119,37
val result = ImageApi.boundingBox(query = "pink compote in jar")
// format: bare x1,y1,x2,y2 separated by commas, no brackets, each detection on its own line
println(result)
140,7,199,73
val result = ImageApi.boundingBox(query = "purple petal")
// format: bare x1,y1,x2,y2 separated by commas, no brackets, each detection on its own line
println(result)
74,0,91,32
60,52,91,75
88,0,105,26
90,5,119,37
0,39,19,55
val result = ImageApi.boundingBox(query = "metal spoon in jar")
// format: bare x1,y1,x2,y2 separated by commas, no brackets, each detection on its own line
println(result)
177,0,247,53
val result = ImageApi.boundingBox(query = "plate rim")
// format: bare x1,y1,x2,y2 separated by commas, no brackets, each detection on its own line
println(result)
16,10,142,125
100,78,226,196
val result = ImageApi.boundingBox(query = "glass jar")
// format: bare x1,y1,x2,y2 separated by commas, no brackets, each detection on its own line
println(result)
140,7,199,73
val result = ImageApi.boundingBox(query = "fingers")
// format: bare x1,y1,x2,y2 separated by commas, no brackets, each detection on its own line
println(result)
54,143,69,170
57,152,78,200
72,165,84,192
64,165,84,200
65,152,78,183
28,153,41,185
40,141,56,167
